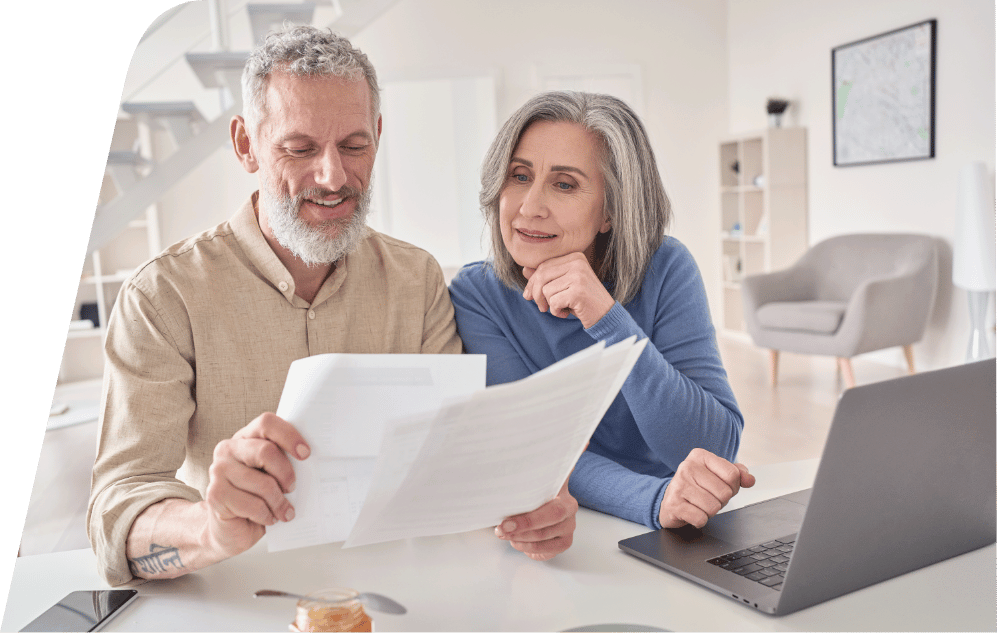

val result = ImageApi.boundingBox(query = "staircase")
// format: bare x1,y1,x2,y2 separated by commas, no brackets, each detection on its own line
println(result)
88,0,400,256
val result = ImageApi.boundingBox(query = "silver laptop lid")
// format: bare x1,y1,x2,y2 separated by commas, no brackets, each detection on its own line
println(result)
778,358,996,613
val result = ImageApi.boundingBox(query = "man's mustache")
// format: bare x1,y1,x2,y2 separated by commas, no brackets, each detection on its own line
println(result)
295,185,363,203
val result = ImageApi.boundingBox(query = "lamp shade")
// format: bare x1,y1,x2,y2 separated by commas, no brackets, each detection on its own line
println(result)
952,161,996,291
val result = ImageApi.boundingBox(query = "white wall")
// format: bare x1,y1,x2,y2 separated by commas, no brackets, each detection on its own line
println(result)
352,0,730,303
727,0,996,369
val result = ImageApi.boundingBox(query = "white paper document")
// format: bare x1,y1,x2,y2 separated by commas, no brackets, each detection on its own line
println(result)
266,337,647,552
266,354,487,552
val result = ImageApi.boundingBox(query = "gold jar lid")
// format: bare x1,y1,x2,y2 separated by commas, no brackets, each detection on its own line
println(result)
289,588,372,632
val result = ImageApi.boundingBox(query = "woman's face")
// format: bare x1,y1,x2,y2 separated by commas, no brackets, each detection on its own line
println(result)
499,120,611,271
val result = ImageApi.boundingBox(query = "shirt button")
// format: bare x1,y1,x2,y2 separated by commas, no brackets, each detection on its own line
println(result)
308,310,316,320
278,281,289,292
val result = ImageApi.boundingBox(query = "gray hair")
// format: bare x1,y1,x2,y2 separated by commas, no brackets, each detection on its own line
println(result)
241,25,380,137
480,91,671,305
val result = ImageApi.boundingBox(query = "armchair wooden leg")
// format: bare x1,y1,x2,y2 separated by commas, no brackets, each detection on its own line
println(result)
768,350,779,386
903,345,916,374
838,357,856,389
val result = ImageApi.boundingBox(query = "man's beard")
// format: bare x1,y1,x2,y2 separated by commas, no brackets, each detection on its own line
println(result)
261,174,372,267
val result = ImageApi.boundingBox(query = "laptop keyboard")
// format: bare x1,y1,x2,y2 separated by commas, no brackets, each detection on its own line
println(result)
706,534,796,591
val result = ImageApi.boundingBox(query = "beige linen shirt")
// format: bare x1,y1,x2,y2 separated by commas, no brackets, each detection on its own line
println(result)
87,193,461,586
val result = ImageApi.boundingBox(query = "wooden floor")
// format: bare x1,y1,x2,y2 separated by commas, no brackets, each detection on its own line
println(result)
18,336,909,557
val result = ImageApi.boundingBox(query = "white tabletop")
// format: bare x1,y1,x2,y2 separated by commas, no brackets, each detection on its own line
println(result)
3,459,994,631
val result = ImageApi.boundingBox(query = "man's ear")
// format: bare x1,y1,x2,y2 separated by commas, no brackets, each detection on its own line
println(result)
231,116,259,173
376,114,383,143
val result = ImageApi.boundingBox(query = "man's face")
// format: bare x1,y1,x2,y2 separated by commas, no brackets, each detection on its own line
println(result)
251,72,380,265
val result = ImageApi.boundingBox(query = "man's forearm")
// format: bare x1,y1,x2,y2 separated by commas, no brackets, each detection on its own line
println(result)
125,499,228,580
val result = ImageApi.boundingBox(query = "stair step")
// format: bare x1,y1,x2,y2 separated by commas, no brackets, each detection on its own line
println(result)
185,51,248,96
248,3,317,46
121,101,206,145
106,150,149,166
106,151,151,191
120,101,203,118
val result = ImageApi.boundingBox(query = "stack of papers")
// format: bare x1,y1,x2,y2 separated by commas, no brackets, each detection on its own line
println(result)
267,336,647,552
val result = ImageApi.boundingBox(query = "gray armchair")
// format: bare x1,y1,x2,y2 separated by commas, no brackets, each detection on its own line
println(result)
741,233,939,388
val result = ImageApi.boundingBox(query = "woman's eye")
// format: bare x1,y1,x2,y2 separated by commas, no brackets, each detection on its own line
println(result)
511,173,528,183
556,182,574,191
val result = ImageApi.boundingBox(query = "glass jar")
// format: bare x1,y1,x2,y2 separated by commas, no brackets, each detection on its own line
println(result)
289,588,373,632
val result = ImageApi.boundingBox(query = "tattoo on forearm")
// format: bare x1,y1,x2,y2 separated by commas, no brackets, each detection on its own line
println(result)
129,543,185,576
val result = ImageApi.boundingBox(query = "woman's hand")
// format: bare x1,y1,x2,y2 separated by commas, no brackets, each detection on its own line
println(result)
522,252,615,329
659,448,755,529
494,480,578,560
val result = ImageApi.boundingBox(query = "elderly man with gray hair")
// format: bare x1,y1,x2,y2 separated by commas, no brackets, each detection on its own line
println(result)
87,26,475,586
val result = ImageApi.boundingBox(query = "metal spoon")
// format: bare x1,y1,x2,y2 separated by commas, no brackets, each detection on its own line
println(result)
254,589,407,615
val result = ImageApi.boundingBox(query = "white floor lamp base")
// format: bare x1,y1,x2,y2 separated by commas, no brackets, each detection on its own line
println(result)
965,290,995,362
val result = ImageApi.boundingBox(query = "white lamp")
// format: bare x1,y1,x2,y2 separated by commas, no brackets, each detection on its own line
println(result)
952,161,996,362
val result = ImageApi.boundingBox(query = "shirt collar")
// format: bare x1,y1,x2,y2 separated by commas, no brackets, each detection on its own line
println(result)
230,191,353,308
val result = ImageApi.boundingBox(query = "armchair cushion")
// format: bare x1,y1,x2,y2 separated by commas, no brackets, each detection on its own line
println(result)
755,300,847,334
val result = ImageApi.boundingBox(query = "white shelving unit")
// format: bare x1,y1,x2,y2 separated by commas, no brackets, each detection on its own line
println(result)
718,127,808,336
59,118,163,385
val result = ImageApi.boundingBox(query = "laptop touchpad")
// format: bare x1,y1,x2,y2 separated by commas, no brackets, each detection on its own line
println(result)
704,498,808,545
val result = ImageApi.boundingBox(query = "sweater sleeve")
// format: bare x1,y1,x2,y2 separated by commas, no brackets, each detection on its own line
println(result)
572,245,743,528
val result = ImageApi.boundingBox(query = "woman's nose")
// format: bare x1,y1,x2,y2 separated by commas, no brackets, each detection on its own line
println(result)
315,149,348,191
519,182,548,218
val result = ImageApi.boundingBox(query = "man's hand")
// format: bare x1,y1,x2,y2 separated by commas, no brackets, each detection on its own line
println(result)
494,480,578,561
203,412,310,558
659,448,755,529
522,252,615,329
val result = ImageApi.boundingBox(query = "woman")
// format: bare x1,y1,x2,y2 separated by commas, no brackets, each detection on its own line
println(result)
449,91,753,560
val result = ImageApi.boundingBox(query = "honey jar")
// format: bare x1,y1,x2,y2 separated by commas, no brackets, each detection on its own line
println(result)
289,588,373,632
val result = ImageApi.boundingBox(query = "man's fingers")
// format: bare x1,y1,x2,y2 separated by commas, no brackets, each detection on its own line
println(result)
216,436,297,494
236,412,311,461
208,456,294,523
207,474,283,526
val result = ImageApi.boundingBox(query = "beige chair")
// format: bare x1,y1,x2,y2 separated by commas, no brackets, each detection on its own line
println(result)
741,233,939,388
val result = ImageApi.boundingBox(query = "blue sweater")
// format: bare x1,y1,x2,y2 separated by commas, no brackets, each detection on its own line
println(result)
448,237,743,528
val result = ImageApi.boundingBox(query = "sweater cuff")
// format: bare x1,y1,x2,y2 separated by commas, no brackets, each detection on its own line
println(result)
585,302,637,343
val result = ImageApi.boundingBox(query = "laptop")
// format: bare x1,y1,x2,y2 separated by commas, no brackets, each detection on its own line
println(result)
618,358,996,615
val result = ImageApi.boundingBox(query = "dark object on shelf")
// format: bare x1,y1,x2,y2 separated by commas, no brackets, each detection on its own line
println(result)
80,302,99,328
766,99,790,115
731,160,740,174
767,99,790,128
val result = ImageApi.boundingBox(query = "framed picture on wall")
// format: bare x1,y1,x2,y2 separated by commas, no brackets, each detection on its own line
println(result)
832,19,936,167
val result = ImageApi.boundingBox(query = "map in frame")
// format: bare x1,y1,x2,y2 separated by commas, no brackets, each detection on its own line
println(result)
832,19,936,167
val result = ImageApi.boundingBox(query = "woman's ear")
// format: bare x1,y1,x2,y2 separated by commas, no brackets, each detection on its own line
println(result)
599,217,612,234
230,116,259,173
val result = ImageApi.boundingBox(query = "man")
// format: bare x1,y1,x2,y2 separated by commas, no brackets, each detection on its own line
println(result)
86,25,575,587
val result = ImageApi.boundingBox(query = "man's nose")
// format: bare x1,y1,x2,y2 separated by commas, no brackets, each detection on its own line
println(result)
519,182,548,218
314,149,348,191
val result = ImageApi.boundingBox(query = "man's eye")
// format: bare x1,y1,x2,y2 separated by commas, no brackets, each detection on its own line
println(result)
287,148,311,156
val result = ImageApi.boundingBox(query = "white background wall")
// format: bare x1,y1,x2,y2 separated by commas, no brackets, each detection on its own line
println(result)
123,0,997,375
727,0,996,369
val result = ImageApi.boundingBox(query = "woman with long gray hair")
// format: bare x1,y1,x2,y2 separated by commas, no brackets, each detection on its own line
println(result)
449,91,754,559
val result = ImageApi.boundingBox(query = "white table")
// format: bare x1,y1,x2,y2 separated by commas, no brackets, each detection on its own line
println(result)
3,460,993,631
